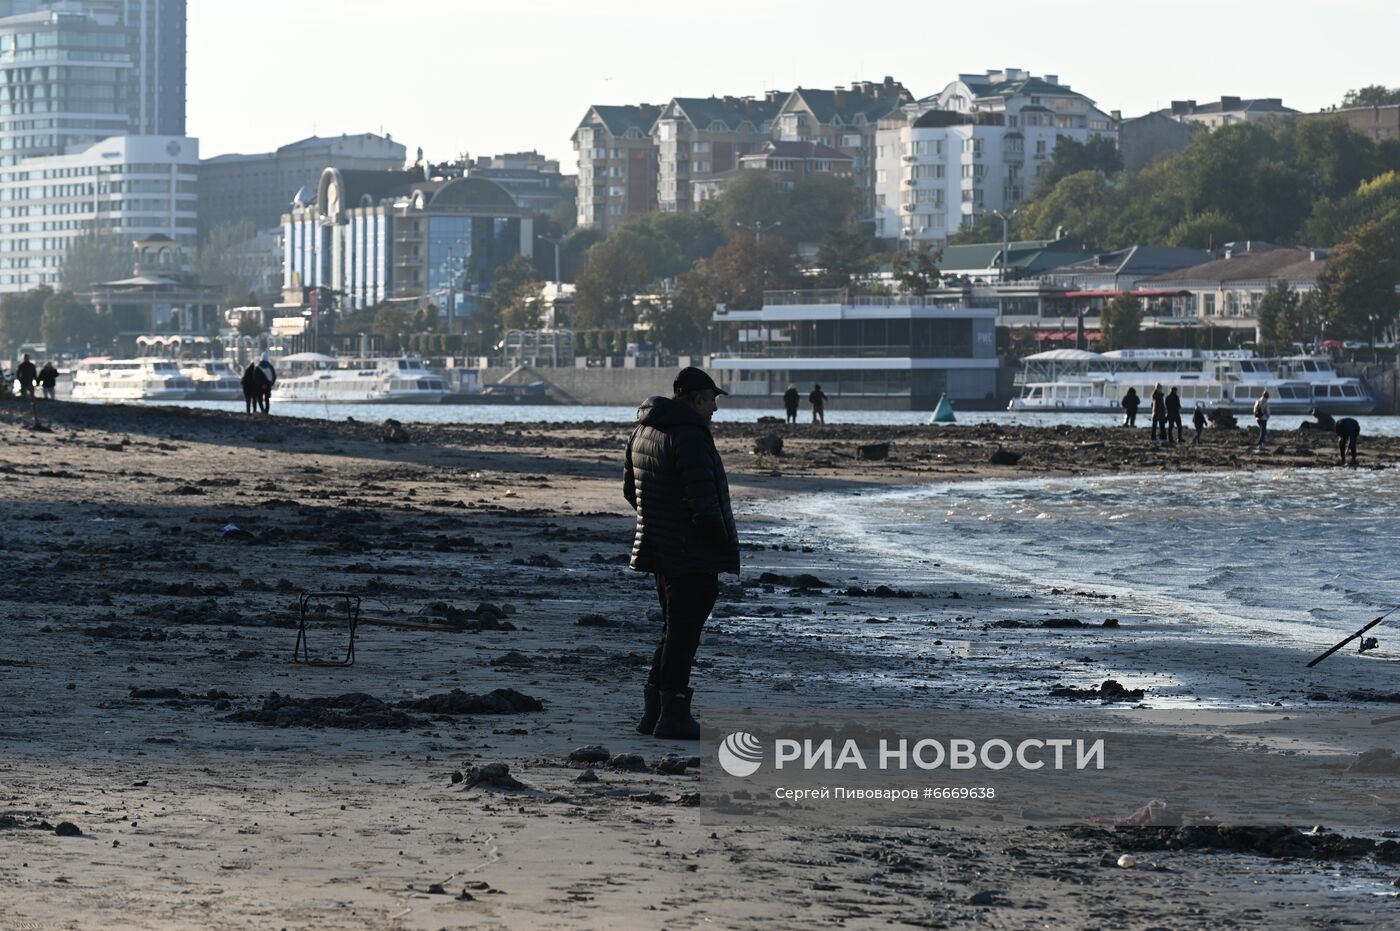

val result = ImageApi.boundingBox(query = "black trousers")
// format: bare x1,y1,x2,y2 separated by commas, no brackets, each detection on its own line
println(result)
650,572,719,691
1166,413,1183,442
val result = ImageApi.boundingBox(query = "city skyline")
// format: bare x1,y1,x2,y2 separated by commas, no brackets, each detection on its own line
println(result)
188,0,1400,165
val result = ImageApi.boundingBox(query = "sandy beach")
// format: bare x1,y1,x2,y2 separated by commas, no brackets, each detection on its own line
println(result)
2,399,1399,930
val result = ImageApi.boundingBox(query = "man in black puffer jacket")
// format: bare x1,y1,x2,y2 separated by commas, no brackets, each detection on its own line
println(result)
624,366,739,740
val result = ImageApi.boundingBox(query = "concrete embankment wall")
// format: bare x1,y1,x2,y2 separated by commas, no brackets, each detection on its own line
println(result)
477,365,1007,411
480,366,676,406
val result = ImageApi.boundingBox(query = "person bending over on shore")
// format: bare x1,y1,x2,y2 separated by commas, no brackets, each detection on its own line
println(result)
256,352,277,414
809,383,827,424
1253,390,1271,451
37,361,58,400
623,366,740,741
1336,416,1360,466
1150,384,1167,443
1121,387,1140,427
15,353,35,400
1165,386,1183,443
783,384,799,424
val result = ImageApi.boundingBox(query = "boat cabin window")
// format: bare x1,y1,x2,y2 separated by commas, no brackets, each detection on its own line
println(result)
1342,385,1359,396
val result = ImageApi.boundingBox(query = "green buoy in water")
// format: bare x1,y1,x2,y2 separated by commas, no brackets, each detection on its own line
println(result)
930,393,956,424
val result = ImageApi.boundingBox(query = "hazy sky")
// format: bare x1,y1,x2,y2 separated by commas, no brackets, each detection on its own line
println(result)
189,0,1399,166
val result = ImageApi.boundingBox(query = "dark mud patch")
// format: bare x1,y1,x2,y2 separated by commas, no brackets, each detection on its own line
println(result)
1116,824,1400,863
1049,679,1145,702
402,688,543,715
223,692,419,729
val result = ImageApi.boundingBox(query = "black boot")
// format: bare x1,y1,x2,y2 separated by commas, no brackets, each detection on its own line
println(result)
652,687,700,740
636,683,660,735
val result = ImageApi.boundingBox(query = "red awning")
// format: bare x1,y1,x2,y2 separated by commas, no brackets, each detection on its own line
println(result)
1322,339,1345,349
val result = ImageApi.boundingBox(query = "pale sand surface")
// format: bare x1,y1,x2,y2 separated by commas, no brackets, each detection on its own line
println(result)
1,400,1398,930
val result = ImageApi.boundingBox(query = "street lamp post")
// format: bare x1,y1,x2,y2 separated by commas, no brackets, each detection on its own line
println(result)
540,235,563,286
736,221,782,299
735,220,781,244
990,209,1017,283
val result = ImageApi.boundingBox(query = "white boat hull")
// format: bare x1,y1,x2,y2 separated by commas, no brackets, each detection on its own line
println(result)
72,387,195,401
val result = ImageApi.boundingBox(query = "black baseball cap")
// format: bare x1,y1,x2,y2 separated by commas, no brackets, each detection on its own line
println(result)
674,366,727,396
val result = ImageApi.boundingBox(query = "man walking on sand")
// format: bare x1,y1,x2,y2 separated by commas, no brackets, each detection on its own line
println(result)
37,361,58,400
783,384,800,424
1253,390,1270,451
256,352,276,414
624,366,739,741
15,353,36,400
1150,383,1167,443
1165,386,1183,443
809,383,827,424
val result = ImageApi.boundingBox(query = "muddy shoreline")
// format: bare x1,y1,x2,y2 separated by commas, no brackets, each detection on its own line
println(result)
1,399,1397,929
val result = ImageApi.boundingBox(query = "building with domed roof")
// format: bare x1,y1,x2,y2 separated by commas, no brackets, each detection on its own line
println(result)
281,166,534,322
89,233,222,348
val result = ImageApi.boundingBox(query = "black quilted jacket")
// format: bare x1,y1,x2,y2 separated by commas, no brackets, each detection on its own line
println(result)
623,396,740,576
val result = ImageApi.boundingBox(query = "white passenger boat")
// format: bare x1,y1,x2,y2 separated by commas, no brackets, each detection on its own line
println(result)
271,354,452,404
71,357,196,401
1270,356,1375,415
1008,348,1314,414
180,359,243,400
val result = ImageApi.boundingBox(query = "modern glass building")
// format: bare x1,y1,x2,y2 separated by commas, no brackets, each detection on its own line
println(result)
282,167,533,321
710,290,999,409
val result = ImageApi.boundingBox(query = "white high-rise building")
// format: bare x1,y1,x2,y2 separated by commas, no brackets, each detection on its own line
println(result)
0,1,192,291
874,69,1116,249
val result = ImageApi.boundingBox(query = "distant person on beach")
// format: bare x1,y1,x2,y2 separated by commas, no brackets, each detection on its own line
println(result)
809,384,827,424
1191,403,1208,445
783,384,799,424
240,363,266,414
623,366,739,741
1253,391,1271,450
37,361,58,400
1121,387,1140,427
15,353,35,399
1165,386,1183,443
1150,384,1167,442
256,352,276,414
1336,416,1360,466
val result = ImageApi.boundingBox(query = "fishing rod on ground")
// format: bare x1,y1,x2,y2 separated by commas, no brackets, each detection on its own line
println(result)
1306,604,1400,668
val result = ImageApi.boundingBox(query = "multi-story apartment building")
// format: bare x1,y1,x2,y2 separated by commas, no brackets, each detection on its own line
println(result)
773,78,911,217
652,94,782,214
572,103,659,235
282,167,534,319
198,133,405,238
0,3,194,291
1163,97,1298,129
873,69,1116,249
